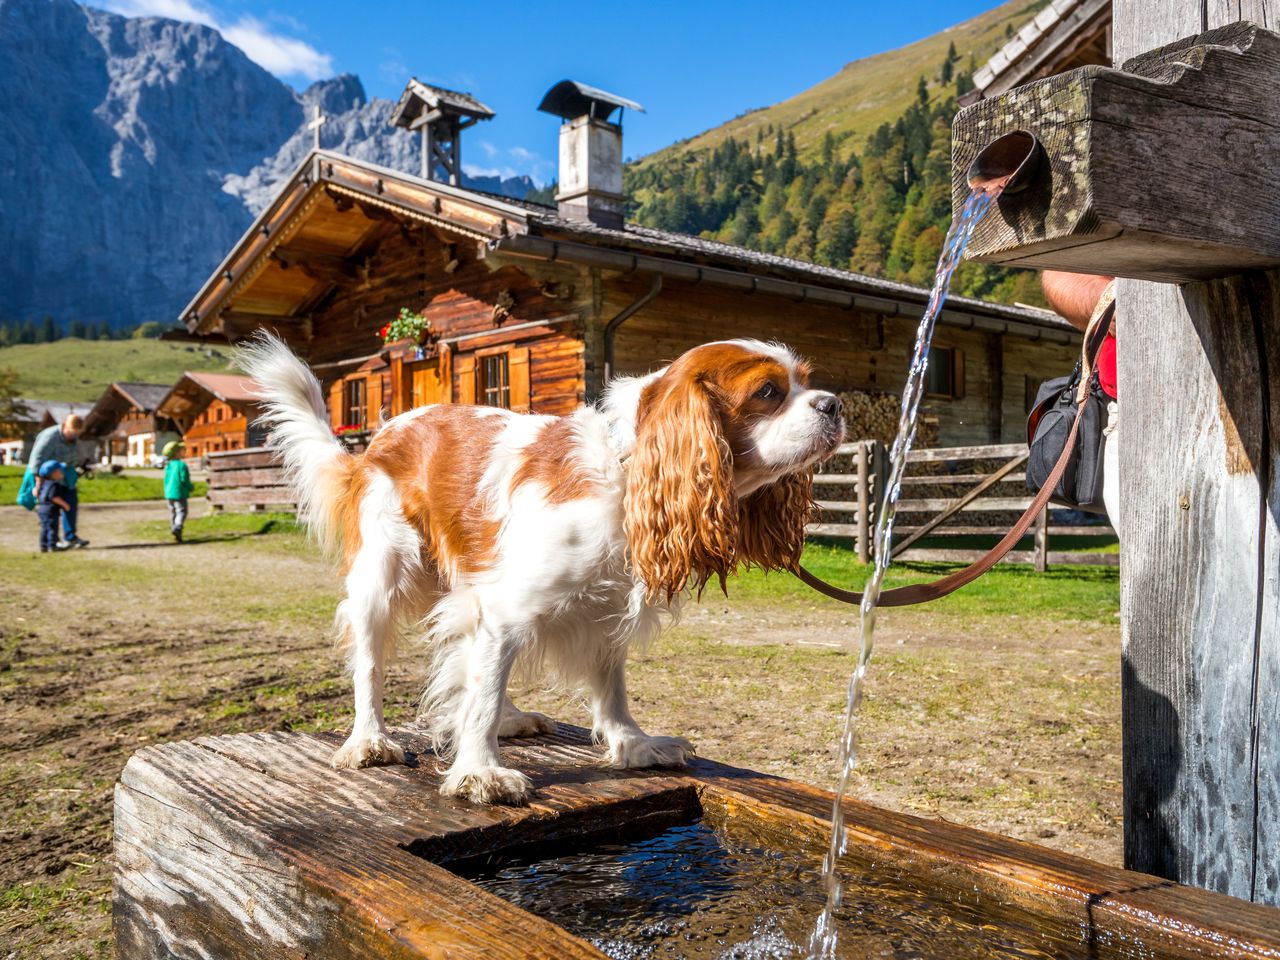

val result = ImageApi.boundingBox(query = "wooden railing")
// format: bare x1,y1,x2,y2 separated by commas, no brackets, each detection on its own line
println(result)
205,447,292,511
807,441,1118,569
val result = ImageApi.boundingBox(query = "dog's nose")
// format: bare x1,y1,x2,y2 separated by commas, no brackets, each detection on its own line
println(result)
812,394,842,419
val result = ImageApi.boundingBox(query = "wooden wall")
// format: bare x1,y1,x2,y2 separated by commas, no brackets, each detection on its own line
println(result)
306,224,584,421
183,399,259,457
600,274,1079,446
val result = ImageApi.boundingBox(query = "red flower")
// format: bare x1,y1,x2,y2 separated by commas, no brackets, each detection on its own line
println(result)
379,324,390,339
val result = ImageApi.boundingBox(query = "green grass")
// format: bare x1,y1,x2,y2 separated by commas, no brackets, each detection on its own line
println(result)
632,0,1046,167
726,541,1119,622
0,465,208,503
0,338,232,402
129,511,302,540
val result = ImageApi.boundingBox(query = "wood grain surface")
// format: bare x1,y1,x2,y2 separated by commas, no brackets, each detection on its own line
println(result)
115,723,1280,959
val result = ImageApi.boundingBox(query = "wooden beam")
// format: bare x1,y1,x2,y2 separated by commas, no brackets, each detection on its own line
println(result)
952,22,1280,282
270,245,362,283
890,451,1028,557
1107,4,1279,907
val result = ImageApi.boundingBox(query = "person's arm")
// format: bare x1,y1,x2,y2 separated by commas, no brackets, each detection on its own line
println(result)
1041,271,1113,331
28,429,51,471
52,495,70,511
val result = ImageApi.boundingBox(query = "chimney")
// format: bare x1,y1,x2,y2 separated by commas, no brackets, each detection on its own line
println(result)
389,78,495,185
537,81,644,229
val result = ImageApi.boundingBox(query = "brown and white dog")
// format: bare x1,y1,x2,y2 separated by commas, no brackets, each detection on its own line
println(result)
241,335,845,804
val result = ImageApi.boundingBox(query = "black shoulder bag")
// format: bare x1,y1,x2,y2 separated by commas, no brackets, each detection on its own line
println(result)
1025,292,1115,515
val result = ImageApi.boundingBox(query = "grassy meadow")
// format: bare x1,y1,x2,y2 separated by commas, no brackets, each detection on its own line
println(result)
0,465,208,504
0,338,232,402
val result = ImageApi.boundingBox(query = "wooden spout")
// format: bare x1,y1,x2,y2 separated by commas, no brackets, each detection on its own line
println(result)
965,130,1042,196
951,21,1280,283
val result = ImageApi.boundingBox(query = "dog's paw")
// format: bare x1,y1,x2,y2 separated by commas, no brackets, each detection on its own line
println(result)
497,708,557,739
607,734,694,770
441,764,532,805
330,732,407,770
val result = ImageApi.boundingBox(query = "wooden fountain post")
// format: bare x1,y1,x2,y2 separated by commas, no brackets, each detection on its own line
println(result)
952,5,1279,905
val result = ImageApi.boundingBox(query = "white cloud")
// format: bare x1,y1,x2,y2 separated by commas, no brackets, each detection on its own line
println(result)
101,0,333,82
508,145,536,162
221,16,333,80
478,141,500,159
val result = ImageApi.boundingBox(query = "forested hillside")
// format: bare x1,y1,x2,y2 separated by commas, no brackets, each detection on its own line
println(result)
623,7,1049,307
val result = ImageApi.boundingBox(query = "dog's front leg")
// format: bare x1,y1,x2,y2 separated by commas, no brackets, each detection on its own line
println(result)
590,648,693,769
331,577,406,770
440,625,531,804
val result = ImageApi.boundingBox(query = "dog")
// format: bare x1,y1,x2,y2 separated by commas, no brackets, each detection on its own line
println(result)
240,335,845,804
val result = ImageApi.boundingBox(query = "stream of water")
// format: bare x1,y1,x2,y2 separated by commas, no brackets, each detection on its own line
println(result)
806,184,1003,960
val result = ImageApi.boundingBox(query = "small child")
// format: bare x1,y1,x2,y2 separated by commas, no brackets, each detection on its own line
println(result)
35,460,72,553
162,440,194,542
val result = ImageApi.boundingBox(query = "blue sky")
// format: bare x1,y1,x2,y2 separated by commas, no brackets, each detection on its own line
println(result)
102,0,1002,185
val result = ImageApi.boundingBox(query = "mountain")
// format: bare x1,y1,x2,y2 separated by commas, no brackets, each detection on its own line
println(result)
0,0,534,331
633,0,1041,169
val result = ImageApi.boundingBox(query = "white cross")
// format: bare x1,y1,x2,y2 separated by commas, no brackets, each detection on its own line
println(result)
307,104,327,150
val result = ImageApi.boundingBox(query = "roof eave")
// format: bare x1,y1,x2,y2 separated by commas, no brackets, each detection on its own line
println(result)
178,151,535,336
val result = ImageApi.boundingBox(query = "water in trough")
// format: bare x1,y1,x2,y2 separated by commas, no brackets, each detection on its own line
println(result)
457,813,1147,959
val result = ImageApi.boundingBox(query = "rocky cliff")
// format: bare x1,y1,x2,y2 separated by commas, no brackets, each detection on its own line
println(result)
0,0,533,329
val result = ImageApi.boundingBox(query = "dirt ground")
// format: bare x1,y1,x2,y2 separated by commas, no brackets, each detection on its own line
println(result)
0,501,1122,958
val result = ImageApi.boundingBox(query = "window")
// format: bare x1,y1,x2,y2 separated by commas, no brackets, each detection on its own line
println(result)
479,353,510,409
925,346,962,399
344,378,367,429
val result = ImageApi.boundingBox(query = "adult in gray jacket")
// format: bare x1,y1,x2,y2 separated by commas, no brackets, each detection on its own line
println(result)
26,414,90,548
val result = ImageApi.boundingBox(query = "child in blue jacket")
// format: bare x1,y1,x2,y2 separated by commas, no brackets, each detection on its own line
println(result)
34,460,72,553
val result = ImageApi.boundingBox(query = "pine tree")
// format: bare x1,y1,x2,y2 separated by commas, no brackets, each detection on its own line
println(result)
39,316,57,343
916,75,929,106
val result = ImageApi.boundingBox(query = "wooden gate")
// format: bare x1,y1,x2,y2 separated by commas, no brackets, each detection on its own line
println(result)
808,441,1117,568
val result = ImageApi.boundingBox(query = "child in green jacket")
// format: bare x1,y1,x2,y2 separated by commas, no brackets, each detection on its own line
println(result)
162,441,194,542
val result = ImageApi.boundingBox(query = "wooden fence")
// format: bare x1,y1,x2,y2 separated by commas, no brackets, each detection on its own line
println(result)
205,447,293,511
807,440,1118,569
208,441,1116,568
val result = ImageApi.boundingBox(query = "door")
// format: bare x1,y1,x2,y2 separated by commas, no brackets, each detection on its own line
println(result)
408,360,443,409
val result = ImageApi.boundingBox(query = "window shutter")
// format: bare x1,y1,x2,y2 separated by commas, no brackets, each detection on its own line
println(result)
439,344,453,403
389,356,405,415
367,373,384,429
455,353,476,405
952,349,965,400
509,347,531,413
328,379,344,430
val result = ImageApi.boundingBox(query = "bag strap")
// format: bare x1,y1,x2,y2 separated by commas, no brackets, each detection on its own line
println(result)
795,295,1115,609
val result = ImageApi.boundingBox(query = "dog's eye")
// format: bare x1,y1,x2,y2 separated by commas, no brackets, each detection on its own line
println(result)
755,382,781,401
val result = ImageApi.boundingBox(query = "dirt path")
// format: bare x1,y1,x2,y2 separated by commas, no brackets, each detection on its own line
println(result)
0,501,1121,958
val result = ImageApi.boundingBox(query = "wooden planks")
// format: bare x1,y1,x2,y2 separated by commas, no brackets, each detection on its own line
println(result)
115,723,1280,959
952,22,1280,282
1106,1,1280,907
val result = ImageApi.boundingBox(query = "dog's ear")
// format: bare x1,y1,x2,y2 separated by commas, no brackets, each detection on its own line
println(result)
736,469,814,572
624,369,738,603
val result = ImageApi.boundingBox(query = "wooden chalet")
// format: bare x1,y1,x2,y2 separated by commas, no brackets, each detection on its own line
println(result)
0,399,93,465
156,372,265,459
83,382,179,467
178,82,1082,452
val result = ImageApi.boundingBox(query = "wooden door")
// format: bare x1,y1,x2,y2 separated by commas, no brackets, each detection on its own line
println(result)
408,360,443,408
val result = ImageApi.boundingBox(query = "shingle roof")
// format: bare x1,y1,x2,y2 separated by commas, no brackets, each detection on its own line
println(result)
513,204,1073,333
182,372,260,403
112,382,172,412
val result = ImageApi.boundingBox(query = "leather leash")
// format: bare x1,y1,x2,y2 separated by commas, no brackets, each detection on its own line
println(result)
795,295,1115,608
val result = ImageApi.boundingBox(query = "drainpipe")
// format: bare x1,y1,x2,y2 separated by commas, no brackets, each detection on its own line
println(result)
602,273,663,385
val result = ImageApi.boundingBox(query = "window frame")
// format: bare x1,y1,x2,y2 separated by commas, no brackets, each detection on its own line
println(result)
343,377,368,430
924,345,963,400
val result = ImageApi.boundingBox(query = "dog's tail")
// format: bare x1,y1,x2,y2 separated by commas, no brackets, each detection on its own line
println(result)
237,332,358,560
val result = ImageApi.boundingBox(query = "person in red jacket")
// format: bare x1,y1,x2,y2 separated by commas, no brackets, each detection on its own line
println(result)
1041,271,1118,524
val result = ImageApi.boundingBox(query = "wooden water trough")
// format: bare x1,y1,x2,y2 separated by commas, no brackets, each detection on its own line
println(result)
114,723,1280,958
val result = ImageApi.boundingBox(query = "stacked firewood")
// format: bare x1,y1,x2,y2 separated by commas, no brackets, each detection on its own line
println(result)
837,390,939,449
